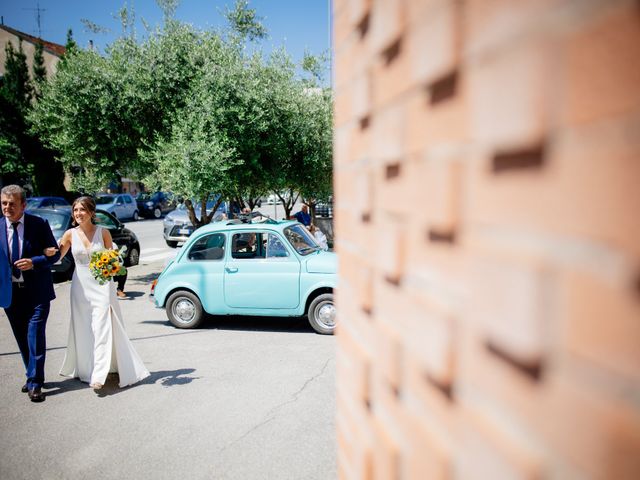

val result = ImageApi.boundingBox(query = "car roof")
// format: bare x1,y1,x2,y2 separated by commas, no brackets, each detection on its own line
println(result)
195,219,299,234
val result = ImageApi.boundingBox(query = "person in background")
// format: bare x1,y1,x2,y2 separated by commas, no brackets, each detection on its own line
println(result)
309,224,328,250
115,272,128,299
294,204,311,227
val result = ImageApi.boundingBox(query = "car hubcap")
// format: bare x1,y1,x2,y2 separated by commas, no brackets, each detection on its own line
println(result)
316,302,336,328
173,299,195,323
129,249,139,265
154,208,161,218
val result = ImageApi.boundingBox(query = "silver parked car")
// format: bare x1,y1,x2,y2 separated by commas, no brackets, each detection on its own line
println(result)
94,193,140,221
163,201,226,247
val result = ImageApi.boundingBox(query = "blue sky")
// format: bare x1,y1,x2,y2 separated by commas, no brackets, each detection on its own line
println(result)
1,1,331,69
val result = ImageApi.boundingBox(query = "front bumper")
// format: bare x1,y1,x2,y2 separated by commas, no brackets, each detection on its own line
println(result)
163,223,195,243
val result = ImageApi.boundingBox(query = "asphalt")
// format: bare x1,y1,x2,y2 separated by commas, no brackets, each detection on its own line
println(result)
0,259,336,480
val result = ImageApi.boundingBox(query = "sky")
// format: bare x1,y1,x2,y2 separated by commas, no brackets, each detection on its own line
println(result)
1,0,332,74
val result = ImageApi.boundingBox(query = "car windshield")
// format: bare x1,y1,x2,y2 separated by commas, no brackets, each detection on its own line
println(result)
95,195,115,205
30,210,69,234
136,193,151,201
176,200,218,212
26,198,41,209
284,224,320,256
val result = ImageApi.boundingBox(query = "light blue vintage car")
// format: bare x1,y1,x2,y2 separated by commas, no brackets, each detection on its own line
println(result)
151,219,337,334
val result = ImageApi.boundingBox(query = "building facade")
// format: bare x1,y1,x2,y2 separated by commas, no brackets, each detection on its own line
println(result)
0,24,65,79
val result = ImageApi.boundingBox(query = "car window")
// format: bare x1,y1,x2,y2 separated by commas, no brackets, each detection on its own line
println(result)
31,210,69,230
284,224,320,256
95,196,114,205
95,212,119,230
116,197,124,205
266,233,289,258
124,195,133,204
231,232,266,259
188,233,225,261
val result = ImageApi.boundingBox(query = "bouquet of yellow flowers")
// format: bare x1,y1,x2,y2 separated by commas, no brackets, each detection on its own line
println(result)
89,246,127,285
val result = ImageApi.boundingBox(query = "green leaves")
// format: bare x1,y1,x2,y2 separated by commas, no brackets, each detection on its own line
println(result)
30,1,333,220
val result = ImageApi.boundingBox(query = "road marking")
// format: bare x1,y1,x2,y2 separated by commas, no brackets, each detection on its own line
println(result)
142,247,166,254
140,251,176,263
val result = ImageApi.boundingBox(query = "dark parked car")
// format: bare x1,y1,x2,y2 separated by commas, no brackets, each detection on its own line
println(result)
315,198,333,218
136,191,176,219
28,206,141,279
26,196,70,209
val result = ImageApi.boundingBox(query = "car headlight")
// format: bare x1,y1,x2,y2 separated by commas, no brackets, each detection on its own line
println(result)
164,217,175,225
146,201,154,207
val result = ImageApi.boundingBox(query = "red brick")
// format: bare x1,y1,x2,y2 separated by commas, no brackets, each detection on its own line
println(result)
369,0,406,55
406,0,459,86
466,36,560,148
463,0,570,58
465,115,640,257
468,254,553,366
347,0,371,28
456,406,542,480
458,330,640,478
563,5,640,125
560,269,640,383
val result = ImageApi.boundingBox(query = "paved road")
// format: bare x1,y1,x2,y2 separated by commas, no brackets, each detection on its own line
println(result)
121,217,177,264
0,256,336,479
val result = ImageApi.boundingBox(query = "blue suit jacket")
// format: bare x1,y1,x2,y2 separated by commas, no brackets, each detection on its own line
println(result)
0,213,61,308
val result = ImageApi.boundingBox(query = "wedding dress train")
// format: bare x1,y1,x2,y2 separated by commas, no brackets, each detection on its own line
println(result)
60,226,149,387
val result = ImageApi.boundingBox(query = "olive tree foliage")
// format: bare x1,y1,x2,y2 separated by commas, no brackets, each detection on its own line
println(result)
31,0,333,225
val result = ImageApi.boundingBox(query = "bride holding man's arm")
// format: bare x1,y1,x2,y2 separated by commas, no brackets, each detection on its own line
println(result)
45,196,149,390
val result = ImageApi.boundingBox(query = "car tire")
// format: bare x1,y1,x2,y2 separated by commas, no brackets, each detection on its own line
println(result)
126,246,140,267
307,293,336,335
133,210,140,221
166,240,178,248
153,207,162,219
167,291,204,329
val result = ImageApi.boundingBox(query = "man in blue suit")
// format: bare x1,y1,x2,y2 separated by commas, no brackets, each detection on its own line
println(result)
1,185,60,402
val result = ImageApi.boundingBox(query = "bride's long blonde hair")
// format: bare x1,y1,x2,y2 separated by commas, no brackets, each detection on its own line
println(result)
71,196,97,226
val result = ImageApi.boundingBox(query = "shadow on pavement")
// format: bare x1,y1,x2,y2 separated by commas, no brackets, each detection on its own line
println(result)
204,315,316,334
43,378,90,397
130,272,160,284
94,368,199,397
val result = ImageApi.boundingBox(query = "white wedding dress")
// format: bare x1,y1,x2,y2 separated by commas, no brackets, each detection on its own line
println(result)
60,226,150,387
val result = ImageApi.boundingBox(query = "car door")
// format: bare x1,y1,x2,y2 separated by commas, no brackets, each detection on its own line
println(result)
113,195,125,218
184,232,227,312
223,231,300,309
123,195,135,218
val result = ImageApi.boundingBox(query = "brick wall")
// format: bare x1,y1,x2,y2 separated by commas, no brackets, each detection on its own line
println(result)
333,0,640,478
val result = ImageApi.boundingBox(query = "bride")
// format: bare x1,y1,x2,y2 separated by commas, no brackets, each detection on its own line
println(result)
48,196,149,390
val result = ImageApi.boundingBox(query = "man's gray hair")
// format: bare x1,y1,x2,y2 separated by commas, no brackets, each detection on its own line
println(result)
1,185,26,202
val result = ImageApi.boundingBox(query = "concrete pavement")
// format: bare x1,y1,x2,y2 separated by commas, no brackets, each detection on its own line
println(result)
0,260,336,480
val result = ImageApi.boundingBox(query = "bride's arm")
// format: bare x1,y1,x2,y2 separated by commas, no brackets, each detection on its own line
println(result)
44,230,71,258
102,227,114,249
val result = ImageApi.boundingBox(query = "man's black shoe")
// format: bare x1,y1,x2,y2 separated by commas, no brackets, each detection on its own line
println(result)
21,383,28,393
28,387,45,403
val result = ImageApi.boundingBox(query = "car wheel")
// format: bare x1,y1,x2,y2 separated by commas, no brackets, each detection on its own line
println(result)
166,240,178,248
126,246,140,267
167,291,204,329
153,207,162,219
307,293,336,335
133,210,140,221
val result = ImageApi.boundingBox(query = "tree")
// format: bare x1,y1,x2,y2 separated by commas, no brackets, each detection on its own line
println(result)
32,1,333,223
32,41,47,100
0,40,33,185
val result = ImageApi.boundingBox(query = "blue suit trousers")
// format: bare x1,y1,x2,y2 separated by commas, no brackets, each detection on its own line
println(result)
4,285,50,389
